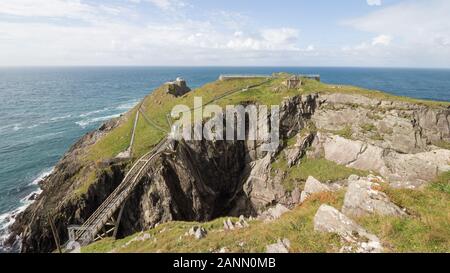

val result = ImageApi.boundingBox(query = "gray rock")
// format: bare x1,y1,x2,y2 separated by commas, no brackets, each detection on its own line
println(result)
348,174,360,182
188,226,207,240
224,218,235,230
238,215,250,228
195,227,207,240
342,178,407,217
315,132,450,188
314,205,382,253
284,132,315,167
259,204,290,222
265,239,291,253
291,187,301,204
300,176,331,203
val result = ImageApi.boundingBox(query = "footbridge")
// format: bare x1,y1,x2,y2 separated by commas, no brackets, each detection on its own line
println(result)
64,77,273,248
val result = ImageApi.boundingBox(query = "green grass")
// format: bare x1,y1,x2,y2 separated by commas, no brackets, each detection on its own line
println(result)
334,125,353,139
359,173,450,252
430,171,450,194
83,192,345,253
435,141,450,150
69,73,450,199
272,156,370,191
360,123,377,133
83,172,450,253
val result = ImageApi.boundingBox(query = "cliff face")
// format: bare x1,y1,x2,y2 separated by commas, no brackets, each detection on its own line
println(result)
7,84,450,253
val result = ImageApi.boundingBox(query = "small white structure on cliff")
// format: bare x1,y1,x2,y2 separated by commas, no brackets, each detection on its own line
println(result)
166,77,191,97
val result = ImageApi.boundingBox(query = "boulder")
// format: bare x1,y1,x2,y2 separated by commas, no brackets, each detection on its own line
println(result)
265,239,291,253
258,204,290,222
223,218,235,230
238,215,249,228
314,205,382,253
342,178,406,217
300,176,331,203
291,187,301,204
348,174,360,182
188,226,207,240
315,132,450,188
284,132,315,167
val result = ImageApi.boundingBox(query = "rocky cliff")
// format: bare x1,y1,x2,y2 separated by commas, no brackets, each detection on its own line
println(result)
6,76,450,253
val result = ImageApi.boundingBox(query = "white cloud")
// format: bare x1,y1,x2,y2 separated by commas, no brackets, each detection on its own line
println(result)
133,0,185,11
0,0,91,18
372,34,391,46
343,0,450,67
366,0,382,6
261,28,299,45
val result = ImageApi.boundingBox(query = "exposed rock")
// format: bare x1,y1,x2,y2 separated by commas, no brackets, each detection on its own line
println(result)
8,86,449,253
291,187,301,204
315,132,450,188
218,247,228,253
300,176,331,203
348,174,360,182
342,178,406,217
188,226,207,240
243,155,285,210
258,204,290,222
223,218,235,230
284,131,315,167
165,77,191,97
314,205,382,253
223,216,249,230
265,239,290,253
237,215,249,228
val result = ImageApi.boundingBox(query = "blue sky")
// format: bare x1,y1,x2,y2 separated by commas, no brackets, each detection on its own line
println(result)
0,0,449,67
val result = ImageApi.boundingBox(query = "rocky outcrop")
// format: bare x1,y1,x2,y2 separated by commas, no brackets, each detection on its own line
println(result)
313,93,450,154
284,131,315,167
314,205,383,253
300,176,331,203
188,226,207,240
342,177,406,217
258,204,290,222
7,86,449,253
166,78,191,97
265,238,290,253
314,132,450,188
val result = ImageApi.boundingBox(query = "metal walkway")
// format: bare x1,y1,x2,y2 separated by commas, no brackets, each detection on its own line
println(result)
69,137,168,245
65,77,273,248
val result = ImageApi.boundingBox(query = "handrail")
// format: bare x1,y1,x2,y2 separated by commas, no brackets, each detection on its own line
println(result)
71,77,273,245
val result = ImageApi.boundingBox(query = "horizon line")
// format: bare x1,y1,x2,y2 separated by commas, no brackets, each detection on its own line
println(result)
1,65,450,70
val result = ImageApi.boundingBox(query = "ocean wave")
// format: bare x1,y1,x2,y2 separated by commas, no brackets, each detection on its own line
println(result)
79,108,110,118
76,114,121,128
29,167,55,186
12,124,21,132
50,114,72,122
116,100,139,110
0,167,54,252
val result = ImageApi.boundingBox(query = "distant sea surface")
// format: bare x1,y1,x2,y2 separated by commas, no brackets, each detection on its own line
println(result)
1,66,450,250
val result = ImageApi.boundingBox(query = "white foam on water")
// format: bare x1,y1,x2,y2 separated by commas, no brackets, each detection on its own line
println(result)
27,124,39,129
116,100,139,110
29,167,55,185
76,113,121,128
0,167,55,252
50,114,72,122
12,124,21,131
79,107,110,118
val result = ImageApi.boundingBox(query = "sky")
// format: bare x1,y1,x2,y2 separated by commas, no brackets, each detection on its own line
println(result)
0,0,449,67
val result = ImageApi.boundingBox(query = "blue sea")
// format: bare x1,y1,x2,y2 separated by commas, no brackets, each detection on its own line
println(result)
1,67,450,249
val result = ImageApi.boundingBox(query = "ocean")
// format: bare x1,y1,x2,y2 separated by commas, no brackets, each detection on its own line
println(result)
1,66,449,250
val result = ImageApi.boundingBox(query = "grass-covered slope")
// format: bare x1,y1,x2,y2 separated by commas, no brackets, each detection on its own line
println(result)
83,172,449,253
73,74,450,196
